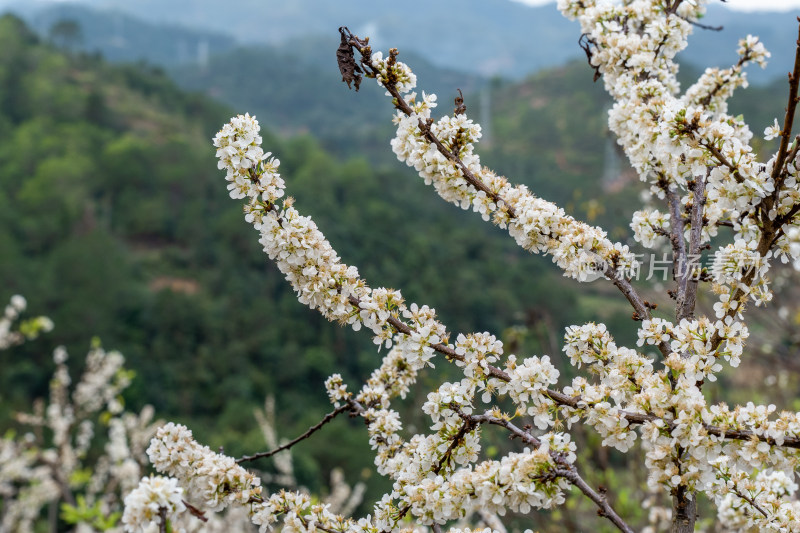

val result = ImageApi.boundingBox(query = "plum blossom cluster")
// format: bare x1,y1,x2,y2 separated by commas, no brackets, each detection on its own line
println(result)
146,423,262,512
385,82,637,283
711,239,773,317
711,463,800,531
341,353,575,526
213,114,457,375
131,418,371,533
121,475,185,532
370,50,417,96
552,318,800,516
631,208,670,249
139,421,392,532
213,113,284,226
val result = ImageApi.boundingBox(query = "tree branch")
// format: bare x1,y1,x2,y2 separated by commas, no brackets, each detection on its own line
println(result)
461,411,634,533
678,175,706,320
771,18,800,186
158,507,167,533
182,500,209,522
665,185,689,312
236,404,350,464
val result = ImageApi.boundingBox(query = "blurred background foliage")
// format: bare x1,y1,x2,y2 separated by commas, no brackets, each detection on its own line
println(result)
0,2,796,530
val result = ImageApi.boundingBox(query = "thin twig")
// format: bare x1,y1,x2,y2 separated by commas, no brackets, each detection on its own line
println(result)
434,415,476,474
731,486,769,519
182,500,209,522
703,141,744,183
236,404,350,463
678,14,723,32
554,468,635,533
697,52,750,107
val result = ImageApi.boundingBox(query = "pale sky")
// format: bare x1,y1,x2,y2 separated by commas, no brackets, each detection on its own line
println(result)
512,0,800,11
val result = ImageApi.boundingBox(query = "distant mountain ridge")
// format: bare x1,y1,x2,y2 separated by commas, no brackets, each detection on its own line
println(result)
3,0,798,82
13,3,236,67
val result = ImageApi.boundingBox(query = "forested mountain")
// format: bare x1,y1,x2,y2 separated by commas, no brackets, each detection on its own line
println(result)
5,0,798,82
19,2,236,67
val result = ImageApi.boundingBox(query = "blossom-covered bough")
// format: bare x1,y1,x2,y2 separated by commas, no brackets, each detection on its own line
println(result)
130,1,800,532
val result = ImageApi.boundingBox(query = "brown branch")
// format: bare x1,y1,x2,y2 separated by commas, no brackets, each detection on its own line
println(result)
665,0,685,16
731,486,769,519
158,507,168,533
237,404,350,463
182,500,209,522
679,14,723,32
386,78,514,218
679,176,706,320
434,413,477,475
553,468,636,533
618,409,800,449
772,18,800,186
703,140,744,183
672,482,697,533
666,185,688,308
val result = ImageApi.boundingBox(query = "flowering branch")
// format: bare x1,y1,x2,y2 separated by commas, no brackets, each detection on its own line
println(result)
458,409,634,533
771,18,800,185
339,29,655,319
